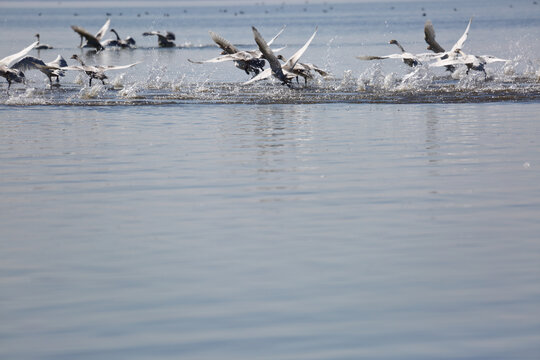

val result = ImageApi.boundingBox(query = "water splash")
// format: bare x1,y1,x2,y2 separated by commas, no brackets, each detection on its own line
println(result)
2,65,540,106
77,84,108,99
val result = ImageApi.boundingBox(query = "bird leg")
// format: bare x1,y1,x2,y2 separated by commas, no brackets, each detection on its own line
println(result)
89,78,92,87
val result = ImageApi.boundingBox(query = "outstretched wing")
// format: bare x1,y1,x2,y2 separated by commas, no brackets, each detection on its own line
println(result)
302,63,330,77
479,55,508,64
72,25,103,49
143,31,167,41
450,17,473,53
357,55,390,61
10,56,46,71
0,41,38,67
266,25,286,47
243,68,272,85
62,65,87,72
209,31,240,54
48,55,68,68
424,20,446,53
252,26,283,77
188,51,255,64
101,62,141,72
95,18,111,40
284,27,317,71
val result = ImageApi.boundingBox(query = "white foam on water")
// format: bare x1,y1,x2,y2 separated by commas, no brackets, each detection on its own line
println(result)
78,84,107,99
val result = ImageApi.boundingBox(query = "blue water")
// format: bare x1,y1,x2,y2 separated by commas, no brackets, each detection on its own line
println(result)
1,1,540,359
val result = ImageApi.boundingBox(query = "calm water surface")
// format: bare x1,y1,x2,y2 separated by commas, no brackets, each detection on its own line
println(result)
2,103,540,359
1,0,540,359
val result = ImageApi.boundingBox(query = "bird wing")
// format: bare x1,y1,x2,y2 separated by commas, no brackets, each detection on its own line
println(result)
252,26,283,77
101,62,141,72
429,56,468,68
270,46,287,53
62,65,87,72
283,27,317,71
242,68,272,85
357,55,390,60
479,55,509,64
266,25,286,46
424,20,446,53
209,31,240,54
48,55,68,68
143,31,168,42
0,41,38,67
450,17,473,53
357,53,412,61
95,18,111,40
188,52,255,64
72,25,103,49
10,56,46,71
302,63,330,77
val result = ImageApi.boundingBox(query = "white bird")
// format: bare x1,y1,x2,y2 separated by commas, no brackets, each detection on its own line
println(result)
35,33,53,50
0,41,38,90
356,45,436,66
423,18,472,62
430,49,508,78
10,55,68,85
142,31,175,47
244,26,318,86
102,29,136,48
357,18,473,69
71,18,111,51
188,27,285,76
63,54,141,86
276,54,330,85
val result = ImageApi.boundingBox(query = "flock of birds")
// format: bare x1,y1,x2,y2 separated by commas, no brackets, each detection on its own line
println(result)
0,17,509,92
358,18,508,78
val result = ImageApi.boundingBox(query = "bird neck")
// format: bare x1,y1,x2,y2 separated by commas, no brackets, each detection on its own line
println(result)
111,29,120,40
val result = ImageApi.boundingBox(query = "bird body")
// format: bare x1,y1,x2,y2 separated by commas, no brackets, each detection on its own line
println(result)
425,18,507,77
430,49,508,77
64,54,140,86
103,29,136,48
0,41,38,89
276,55,329,84
188,27,285,76
35,34,53,50
357,39,440,67
71,18,111,51
10,55,68,85
244,26,318,86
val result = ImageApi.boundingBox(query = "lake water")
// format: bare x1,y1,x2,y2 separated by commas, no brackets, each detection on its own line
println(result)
1,1,540,359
